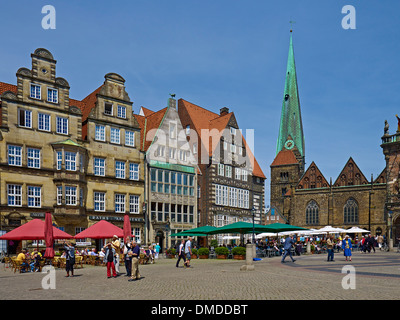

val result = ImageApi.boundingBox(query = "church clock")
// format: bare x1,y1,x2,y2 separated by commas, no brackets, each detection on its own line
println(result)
284,139,295,150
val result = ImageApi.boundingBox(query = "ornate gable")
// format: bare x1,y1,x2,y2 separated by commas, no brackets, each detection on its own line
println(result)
333,157,369,187
374,168,386,184
297,161,329,189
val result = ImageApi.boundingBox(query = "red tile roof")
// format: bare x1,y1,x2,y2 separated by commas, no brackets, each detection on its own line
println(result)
178,98,266,179
0,82,17,95
133,107,168,152
270,149,298,167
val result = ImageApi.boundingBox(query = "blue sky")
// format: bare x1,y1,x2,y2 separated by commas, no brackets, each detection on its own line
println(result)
1,1,400,205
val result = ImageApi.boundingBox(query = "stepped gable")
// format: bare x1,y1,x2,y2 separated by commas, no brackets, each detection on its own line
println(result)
297,161,329,189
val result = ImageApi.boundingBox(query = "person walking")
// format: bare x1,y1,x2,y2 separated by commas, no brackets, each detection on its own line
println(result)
281,234,296,263
128,240,141,282
123,236,132,277
342,235,353,262
103,242,117,278
64,241,76,277
176,239,186,268
377,234,384,250
111,235,121,275
326,235,335,262
155,243,161,259
184,237,192,268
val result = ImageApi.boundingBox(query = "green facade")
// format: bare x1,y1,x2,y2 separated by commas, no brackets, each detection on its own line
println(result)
276,34,305,159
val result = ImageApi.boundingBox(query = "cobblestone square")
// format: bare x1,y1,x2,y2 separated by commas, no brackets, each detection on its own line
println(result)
1,251,399,301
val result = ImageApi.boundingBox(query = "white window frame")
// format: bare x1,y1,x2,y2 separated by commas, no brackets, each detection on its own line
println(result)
110,127,120,144
57,186,63,205
65,186,77,206
117,105,126,119
94,158,105,176
115,161,125,179
129,195,139,214
95,125,105,141
18,109,32,128
125,130,135,147
129,163,139,181
242,169,248,181
104,102,113,116
56,116,68,135
8,145,22,166
169,122,177,139
27,148,41,169
47,87,58,103
235,167,241,180
30,83,41,99
115,194,126,213
65,151,77,171
7,184,22,206
27,186,41,208
94,192,106,212
38,113,51,131
225,165,232,178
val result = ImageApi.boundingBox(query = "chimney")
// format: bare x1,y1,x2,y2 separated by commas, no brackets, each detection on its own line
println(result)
220,107,229,116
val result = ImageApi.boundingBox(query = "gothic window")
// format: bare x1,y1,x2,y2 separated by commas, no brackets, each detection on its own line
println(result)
344,198,358,224
316,176,322,188
304,177,310,189
305,200,319,225
355,173,361,185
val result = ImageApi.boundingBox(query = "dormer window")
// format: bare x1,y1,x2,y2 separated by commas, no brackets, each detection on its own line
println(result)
105,102,113,116
30,84,41,99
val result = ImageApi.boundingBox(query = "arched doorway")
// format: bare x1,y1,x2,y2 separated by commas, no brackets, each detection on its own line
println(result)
155,230,165,253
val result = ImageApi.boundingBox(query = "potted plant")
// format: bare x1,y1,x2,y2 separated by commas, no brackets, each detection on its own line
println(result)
198,247,209,259
166,248,176,259
191,248,198,259
215,246,229,259
232,246,246,260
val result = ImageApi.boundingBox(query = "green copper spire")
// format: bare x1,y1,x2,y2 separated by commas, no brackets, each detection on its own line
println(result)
276,32,305,161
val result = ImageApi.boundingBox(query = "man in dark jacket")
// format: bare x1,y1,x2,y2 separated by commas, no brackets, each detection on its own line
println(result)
281,235,296,263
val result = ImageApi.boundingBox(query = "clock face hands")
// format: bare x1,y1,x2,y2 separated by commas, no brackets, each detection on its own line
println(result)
285,139,295,150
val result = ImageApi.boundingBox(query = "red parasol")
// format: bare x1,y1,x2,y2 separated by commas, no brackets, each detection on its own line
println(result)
123,213,132,242
74,220,124,239
44,212,55,258
0,219,73,240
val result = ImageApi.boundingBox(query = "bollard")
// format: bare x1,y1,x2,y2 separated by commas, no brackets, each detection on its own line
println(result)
306,241,311,254
240,243,255,271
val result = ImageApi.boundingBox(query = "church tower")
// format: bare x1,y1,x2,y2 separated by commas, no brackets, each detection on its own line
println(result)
270,31,305,223
276,31,305,173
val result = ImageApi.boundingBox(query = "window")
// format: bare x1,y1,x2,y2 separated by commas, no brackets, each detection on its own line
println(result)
306,200,319,225
27,148,40,168
243,190,249,209
235,168,241,180
193,142,197,154
115,194,125,213
157,145,165,158
65,186,77,205
94,158,105,176
129,163,139,180
344,198,358,224
7,184,22,206
105,102,113,116
225,166,232,178
94,192,105,211
242,169,248,182
65,152,77,171
186,125,190,135
238,189,244,208
230,144,236,153
19,109,32,128
125,130,135,147
169,147,176,160
230,127,236,135
110,127,120,144
27,186,41,208
95,125,105,141
169,123,177,139
47,88,58,103
215,185,222,205
117,105,126,118
38,113,51,131
57,186,63,205
56,116,68,135
178,150,187,162
218,164,224,176
8,145,22,166
115,161,125,179
222,186,228,206
56,151,62,170
30,84,41,99
129,195,139,214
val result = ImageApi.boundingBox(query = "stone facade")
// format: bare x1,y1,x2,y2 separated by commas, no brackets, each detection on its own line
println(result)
0,48,145,252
